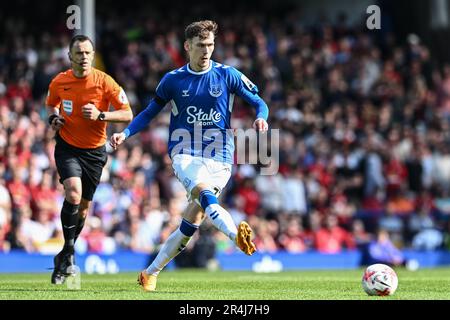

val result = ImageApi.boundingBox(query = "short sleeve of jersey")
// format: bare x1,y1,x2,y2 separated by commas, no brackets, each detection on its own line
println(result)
104,75,131,111
155,73,171,103
226,67,259,96
46,78,61,108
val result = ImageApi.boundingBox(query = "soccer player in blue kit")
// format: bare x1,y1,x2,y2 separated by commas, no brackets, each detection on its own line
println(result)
111,20,269,291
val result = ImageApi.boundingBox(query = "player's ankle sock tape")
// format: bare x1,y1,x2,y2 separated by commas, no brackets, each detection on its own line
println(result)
199,190,218,211
179,219,199,237
61,200,80,247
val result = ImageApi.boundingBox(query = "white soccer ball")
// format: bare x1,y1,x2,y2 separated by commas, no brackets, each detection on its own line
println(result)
362,264,398,296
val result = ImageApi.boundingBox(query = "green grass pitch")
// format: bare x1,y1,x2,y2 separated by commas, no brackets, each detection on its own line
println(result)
0,268,449,300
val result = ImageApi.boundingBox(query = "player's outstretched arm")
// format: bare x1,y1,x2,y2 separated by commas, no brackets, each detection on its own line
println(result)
231,74,269,132
228,68,269,131
241,92,269,132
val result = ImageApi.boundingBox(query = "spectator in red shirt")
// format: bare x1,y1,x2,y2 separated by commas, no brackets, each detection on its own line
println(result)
237,178,260,216
130,170,149,205
314,215,356,253
85,216,107,253
253,220,279,253
6,78,32,101
278,217,310,253
30,169,59,219
6,166,31,212
384,154,408,198
361,187,385,212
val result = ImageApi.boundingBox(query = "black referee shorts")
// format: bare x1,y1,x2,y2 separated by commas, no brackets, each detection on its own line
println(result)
54,134,108,201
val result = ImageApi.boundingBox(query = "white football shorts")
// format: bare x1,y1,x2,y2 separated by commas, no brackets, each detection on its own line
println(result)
171,154,232,201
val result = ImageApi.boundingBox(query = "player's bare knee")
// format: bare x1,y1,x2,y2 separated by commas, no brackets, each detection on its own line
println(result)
187,210,204,225
65,189,82,205
182,202,203,225
63,178,82,204
191,183,211,200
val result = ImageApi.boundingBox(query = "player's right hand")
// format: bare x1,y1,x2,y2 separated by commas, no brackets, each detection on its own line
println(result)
51,116,65,131
110,132,126,150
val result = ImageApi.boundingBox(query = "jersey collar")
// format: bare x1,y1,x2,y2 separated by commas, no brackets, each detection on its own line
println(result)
187,61,212,75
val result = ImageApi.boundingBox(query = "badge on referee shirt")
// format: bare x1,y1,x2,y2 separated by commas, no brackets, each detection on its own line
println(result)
62,100,73,115
119,88,129,104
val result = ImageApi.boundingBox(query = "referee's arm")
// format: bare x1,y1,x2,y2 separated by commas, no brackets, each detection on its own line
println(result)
103,77,134,123
46,106,65,131
98,108,133,123
46,79,65,130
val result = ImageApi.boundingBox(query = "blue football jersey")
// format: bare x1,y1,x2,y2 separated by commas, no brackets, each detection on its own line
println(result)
155,60,264,164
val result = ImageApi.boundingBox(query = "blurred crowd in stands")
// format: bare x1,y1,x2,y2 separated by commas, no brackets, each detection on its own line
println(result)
1,2,450,268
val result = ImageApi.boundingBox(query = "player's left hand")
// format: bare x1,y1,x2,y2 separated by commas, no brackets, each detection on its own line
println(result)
110,132,127,150
81,103,100,120
253,118,268,133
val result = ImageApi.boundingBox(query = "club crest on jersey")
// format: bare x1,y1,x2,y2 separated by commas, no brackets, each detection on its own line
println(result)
62,100,73,115
208,84,222,98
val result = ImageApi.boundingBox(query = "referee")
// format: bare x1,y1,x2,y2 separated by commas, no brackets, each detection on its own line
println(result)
46,35,133,284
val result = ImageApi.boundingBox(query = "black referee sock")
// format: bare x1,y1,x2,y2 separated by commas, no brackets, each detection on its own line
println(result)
74,216,86,243
61,200,80,254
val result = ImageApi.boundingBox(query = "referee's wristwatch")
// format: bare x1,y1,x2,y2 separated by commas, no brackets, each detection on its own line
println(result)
97,112,106,121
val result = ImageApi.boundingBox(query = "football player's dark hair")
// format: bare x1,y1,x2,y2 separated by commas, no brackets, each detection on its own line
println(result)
185,20,218,40
69,35,95,51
